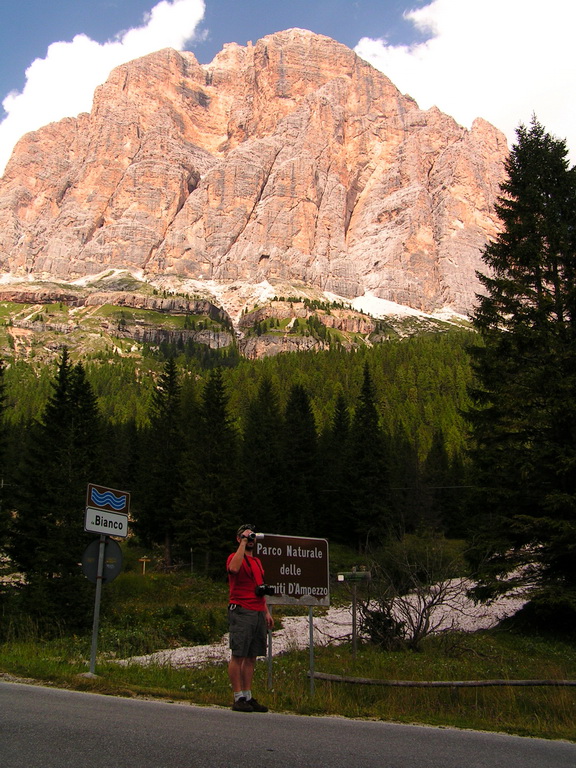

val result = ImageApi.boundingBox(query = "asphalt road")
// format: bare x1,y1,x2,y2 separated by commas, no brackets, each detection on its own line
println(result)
1,681,575,768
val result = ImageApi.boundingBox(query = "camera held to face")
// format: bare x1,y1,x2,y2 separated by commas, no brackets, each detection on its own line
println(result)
255,584,276,597
244,532,264,541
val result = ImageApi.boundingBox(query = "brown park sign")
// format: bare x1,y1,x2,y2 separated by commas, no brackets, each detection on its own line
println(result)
255,534,330,607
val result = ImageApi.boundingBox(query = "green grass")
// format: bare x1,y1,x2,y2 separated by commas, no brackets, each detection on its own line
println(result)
1,631,575,740
0,541,576,741
0,302,36,322
97,572,230,655
1,568,575,740
88,305,226,332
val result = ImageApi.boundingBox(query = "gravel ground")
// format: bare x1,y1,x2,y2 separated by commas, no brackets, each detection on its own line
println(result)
118,580,526,668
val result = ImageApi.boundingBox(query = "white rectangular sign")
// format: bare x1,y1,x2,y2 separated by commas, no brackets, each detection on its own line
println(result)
84,507,129,538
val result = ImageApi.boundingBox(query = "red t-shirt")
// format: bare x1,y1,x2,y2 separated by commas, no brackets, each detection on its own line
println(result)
227,553,267,611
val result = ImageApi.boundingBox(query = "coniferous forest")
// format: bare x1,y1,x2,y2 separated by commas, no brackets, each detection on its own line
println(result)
1,118,575,638
0,330,473,628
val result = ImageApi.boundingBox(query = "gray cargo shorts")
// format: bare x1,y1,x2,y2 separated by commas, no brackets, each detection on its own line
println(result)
228,604,267,657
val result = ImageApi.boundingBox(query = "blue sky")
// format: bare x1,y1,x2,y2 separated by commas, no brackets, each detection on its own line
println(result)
0,1,425,99
1,0,574,174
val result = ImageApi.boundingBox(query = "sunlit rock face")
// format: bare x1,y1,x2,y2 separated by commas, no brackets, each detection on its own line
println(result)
0,29,508,315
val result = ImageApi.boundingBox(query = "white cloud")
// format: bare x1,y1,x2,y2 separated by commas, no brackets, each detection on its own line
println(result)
355,0,576,161
0,0,206,175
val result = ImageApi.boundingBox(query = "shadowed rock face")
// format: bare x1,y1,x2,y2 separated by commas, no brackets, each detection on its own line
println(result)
0,29,508,315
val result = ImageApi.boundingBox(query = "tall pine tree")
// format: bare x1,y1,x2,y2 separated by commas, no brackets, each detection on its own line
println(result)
176,367,238,571
135,358,184,566
468,118,576,629
239,377,284,533
348,363,389,549
9,349,104,630
318,391,351,542
279,383,318,535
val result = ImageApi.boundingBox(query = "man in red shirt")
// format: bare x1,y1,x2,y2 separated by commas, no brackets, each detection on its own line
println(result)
227,523,274,712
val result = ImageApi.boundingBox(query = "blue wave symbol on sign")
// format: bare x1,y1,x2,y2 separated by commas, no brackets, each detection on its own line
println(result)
91,488,127,510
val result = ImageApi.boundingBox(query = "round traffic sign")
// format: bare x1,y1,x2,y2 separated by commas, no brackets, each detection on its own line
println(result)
81,538,123,584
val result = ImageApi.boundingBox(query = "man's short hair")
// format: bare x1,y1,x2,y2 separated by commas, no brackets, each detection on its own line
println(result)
236,523,256,537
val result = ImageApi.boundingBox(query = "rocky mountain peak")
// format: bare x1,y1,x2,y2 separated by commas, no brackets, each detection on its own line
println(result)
0,29,508,317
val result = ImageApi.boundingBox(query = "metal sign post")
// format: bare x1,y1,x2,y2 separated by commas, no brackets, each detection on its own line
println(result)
83,483,130,677
309,607,315,695
88,535,107,676
337,569,371,658
267,606,274,691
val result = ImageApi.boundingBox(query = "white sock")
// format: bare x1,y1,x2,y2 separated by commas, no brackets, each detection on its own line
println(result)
234,691,244,702
243,690,252,701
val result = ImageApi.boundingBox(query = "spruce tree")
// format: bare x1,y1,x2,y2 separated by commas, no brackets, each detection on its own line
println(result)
280,383,318,535
135,358,184,566
176,367,238,571
386,425,422,536
468,118,576,629
420,430,454,533
239,377,284,533
318,392,351,543
9,349,103,630
348,363,389,549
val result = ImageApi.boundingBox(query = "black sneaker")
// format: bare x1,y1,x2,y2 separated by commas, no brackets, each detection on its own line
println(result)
232,696,253,712
246,697,268,712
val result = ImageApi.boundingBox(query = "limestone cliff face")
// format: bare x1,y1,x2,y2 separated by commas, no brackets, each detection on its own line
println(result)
238,301,377,335
0,29,508,315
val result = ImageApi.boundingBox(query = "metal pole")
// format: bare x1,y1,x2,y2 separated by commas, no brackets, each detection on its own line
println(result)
309,606,315,695
352,583,357,659
267,606,273,690
88,534,106,676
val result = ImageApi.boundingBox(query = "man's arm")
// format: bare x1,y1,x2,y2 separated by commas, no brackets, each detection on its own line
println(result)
227,532,249,574
264,600,274,629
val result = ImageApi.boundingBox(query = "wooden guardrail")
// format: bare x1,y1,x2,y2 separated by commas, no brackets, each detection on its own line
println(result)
310,671,576,688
